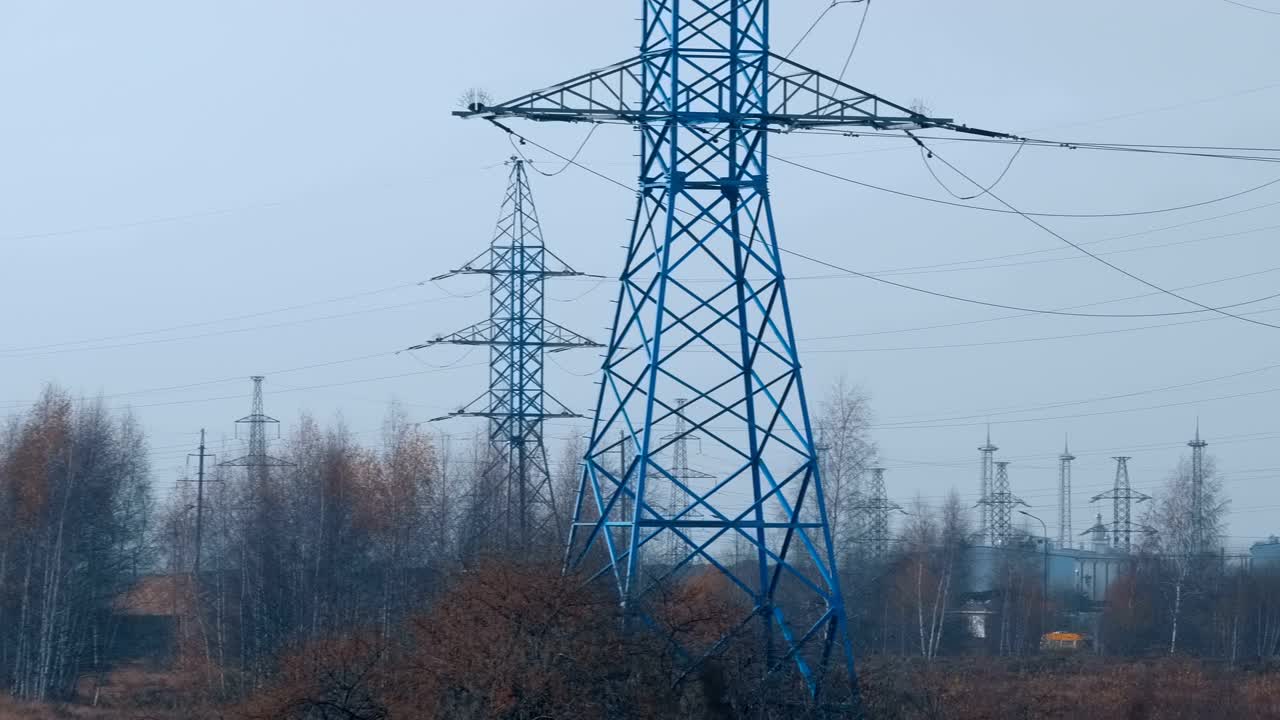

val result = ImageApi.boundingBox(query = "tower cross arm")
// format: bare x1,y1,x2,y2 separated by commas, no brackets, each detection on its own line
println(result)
406,319,602,351
455,53,1016,137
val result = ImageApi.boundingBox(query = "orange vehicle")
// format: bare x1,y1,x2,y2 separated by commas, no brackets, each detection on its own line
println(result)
1041,631,1088,651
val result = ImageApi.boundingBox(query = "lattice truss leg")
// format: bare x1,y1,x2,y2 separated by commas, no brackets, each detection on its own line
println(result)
456,0,1006,701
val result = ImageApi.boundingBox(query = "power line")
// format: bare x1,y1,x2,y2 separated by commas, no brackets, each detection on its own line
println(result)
487,122,1280,334
773,153,1280,219
872,384,1280,431
803,265,1280,343
778,246,1280,320
907,133,1280,332
0,280,422,355
801,303,1280,355
837,0,871,81
874,359,1280,428
1222,0,1280,14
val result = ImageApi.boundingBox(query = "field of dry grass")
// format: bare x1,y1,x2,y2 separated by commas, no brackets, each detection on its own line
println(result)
4,656,1280,719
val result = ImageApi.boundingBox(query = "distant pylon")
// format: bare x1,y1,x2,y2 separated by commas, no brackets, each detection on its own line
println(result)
852,467,903,559
979,461,1027,546
220,376,293,485
659,399,714,566
1189,422,1209,554
978,428,998,544
1058,438,1075,548
408,158,600,552
1090,456,1152,553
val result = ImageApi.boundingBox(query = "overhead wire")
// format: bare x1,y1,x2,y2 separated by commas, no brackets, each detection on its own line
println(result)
773,153,1280,219
491,121,1280,322
905,131,1280,331
837,0,871,81
783,0,864,59
1222,0,1280,14
917,139,1026,200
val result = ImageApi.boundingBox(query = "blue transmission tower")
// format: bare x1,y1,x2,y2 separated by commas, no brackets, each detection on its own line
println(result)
409,158,599,551
457,0,999,703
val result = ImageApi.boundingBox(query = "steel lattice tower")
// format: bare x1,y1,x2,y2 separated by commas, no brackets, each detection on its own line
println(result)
979,461,1027,546
1189,422,1208,554
458,0,987,700
852,467,902,559
1090,456,1152,553
978,430,998,545
1058,438,1075,548
220,376,293,484
409,158,599,551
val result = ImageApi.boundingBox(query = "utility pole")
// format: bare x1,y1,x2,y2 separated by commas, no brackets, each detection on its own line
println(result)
1019,510,1050,633
1058,438,1075,549
180,430,217,578
457,0,1007,702
979,429,998,545
408,158,599,554
1091,456,1152,553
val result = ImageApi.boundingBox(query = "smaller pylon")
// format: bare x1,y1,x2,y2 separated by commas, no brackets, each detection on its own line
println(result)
978,428,999,544
852,467,903,559
1059,437,1075,549
977,461,1027,546
1189,421,1209,554
1090,456,1152,553
219,376,293,485
659,399,713,567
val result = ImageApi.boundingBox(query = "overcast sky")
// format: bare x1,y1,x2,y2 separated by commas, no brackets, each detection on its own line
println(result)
2,0,1277,549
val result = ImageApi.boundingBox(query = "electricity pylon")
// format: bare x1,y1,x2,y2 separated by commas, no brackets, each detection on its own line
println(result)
660,398,713,566
978,461,1027,546
218,376,292,673
457,0,998,702
1058,438,1075,549
1189,422,1209,554
409,158,600,552
851,468,902,559
978,429,998,545
1090,456,1152,553
220,376,293,485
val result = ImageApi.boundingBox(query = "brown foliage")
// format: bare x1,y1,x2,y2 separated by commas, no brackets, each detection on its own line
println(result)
233,561,684,720
859,656,1280,720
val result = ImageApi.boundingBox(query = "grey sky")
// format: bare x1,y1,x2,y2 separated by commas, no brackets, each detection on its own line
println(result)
2,1,1277,548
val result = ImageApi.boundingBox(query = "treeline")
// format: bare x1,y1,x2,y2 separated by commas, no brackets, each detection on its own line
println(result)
4,382,1280,718
0,388,152,701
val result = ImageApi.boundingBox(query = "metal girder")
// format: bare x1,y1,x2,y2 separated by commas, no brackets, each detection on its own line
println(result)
454,51,1014,136
407,318,599,351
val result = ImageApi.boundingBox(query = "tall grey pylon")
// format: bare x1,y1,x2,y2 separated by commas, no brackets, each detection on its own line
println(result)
1189,422,1209,554
978,429,998,545
979,461,1027,546
1090,456,1152,553
408,158,600,553
220,376,293,485
852,467,903,559
1058,438,1075,548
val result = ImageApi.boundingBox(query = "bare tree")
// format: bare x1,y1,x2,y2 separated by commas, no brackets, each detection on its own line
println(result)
1141,454,1228,654
812,377,876,565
